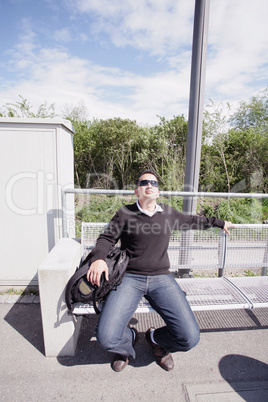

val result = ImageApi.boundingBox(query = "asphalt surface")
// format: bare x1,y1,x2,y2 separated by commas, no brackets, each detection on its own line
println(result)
1,296,268,401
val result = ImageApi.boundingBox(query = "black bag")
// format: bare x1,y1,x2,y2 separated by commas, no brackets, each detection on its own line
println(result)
65,247,129,315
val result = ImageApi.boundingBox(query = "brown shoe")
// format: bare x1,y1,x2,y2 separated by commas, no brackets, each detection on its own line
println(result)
111,327,139,372
112,354,129,372
145,327,174,371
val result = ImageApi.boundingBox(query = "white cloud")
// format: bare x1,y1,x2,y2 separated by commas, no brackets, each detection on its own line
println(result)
65,0,267,104
68,0,195,56
1,14,193,124
2,26,189,124
8,18,38,70
206,0,268,101
54,28,72,43
1,0,267,125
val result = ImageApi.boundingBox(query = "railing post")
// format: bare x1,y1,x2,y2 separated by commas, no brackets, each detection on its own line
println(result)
177,230,194,278
61,189,68,238
262,238,268,276
218,230,227,277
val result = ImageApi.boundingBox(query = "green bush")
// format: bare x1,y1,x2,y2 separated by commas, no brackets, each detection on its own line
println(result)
215,198,263,223
158,196,183,211
201,203,215,217
262,199,268,222
75,195,137,236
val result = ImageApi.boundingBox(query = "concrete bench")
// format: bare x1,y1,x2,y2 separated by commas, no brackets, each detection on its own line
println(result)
38,223,268,356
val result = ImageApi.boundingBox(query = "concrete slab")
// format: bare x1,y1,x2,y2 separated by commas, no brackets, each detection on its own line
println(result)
186,381,268,401
33,295,40,303
2,294,22,303
17,294,36,303
0,294,9,303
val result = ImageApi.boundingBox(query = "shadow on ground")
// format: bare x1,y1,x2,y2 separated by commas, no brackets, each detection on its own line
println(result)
4,303,45,355
4,303,268,368
219,355,268,400
219,354,268,382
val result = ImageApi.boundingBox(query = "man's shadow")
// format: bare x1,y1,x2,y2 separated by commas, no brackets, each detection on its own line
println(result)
219,355,268,400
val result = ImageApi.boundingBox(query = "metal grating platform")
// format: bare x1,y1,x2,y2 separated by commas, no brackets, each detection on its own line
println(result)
176,277,251,310
72,277,268,315
226,276,268,308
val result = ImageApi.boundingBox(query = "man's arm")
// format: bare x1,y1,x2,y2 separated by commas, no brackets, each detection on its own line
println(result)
86,210,124,286
90,210,123,261
169,206,236,233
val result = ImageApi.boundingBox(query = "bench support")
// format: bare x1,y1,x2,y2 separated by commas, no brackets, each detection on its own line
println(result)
38,238,82,357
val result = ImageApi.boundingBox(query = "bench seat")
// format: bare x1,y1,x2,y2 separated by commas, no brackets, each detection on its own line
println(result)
72,276,268,315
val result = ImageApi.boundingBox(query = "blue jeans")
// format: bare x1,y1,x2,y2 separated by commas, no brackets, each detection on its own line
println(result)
96,273,200,358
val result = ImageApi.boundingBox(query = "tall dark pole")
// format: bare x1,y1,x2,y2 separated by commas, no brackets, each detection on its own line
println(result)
183,0,210,214
179,0,210,277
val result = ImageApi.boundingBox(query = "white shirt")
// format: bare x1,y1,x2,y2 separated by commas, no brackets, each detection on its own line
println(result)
136,200,163,217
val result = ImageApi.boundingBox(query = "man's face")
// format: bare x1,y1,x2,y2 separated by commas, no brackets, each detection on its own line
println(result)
134,173,160,202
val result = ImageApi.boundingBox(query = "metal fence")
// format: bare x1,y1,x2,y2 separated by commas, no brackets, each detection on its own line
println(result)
62,188,268,238
81,222,268,276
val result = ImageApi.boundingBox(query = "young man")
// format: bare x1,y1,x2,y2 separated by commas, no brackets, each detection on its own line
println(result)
87,170,235,372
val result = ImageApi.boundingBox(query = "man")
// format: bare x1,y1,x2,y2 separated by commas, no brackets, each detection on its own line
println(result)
87,170,235,372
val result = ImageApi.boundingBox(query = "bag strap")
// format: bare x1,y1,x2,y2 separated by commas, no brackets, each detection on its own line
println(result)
92,291,101,315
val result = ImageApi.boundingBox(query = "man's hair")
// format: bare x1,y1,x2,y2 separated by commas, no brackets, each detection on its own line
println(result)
136,169,159,187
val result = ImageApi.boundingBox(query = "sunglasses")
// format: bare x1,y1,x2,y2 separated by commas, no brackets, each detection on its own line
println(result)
138,179,159,187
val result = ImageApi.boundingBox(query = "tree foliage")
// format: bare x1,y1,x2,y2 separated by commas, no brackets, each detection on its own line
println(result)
1,89,267,195
229,88,268,134
200,89,268,193
146,116,188,190
0,95,56,118
69,114,188,190
69,117,150,189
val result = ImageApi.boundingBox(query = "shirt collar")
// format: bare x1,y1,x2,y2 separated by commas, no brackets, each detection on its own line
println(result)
136,200,163,217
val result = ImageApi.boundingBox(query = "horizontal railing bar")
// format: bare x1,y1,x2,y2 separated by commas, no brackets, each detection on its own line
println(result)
63,188,268,199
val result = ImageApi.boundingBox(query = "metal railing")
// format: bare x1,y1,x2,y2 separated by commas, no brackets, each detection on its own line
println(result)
80,221,268,277
62,188,268,239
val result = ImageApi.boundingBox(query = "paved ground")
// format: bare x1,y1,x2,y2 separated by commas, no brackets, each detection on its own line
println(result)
1,296,268,401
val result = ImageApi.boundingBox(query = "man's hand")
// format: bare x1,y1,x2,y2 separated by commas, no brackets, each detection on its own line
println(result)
223,221,236,235
86,259,109,287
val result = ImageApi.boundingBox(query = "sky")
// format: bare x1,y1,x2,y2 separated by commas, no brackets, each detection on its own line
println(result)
0,0,267,125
